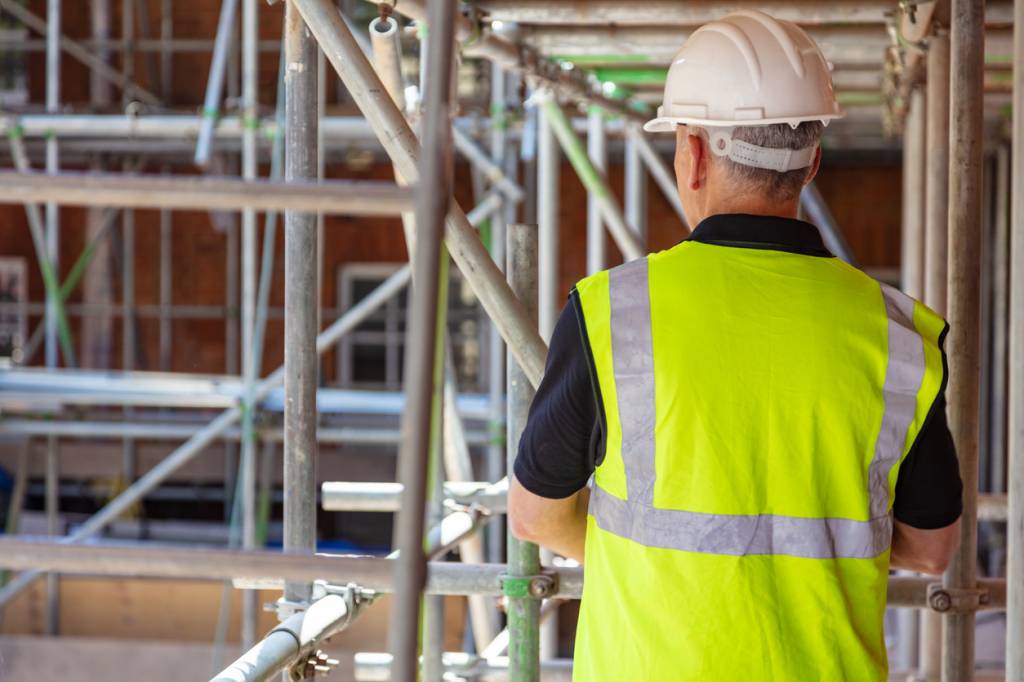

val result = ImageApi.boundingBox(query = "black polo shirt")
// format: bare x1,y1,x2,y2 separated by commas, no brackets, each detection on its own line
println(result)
514,213,963,530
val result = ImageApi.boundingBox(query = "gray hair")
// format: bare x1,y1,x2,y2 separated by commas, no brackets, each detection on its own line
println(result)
714,122,824,200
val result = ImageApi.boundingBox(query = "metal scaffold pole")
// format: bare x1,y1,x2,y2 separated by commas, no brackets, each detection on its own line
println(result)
239,0,259,648
194,0,240,167
388,0,456,679
624,121,648,247
506,222,541,681
487,61,509,566
44,0,61,637
1005,0,1024,676
902,86,927,300
536,99,559,341
282,0,319,610
942,0,985,679
586,106,606,275
925,29,951,314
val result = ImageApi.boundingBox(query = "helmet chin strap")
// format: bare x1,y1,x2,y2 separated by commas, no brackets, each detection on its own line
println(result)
707,128,817,173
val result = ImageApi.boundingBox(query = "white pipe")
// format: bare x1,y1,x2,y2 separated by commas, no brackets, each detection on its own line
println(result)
586,107,607,274
193,0,240,167
211,594,349,682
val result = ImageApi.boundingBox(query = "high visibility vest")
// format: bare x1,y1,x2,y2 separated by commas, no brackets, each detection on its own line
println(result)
572,239,947,681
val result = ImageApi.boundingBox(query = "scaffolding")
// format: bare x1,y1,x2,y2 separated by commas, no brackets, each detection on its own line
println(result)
0,0,1019,681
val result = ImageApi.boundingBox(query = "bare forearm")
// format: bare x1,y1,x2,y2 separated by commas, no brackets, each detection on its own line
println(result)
529,488,589,563
508,478,590,563
890,518,961,575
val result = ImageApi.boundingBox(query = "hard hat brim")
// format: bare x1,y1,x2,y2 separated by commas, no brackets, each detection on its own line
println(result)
642,111,846,134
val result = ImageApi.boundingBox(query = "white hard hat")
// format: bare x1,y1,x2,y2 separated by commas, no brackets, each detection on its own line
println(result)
643,10,844,134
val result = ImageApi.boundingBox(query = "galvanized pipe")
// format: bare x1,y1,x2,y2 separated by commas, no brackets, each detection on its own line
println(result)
901,87,927,299
211,594,351,682
44,0,61,633
44,0,60,371
942,0,985,678
0,172,414,215
1005,0,1024,676
321,480,509,513
586,107,607,274
289,0,547,387
368,14,416,254
486,62,509,565
239,0,260,647
924,31,951,315
193,0,240,167
991,146,1011,499
536,105,560,340
539,94,644,263
915,69,943,680
388,0,457,677
507,223,541,680
353,653,573,682
283,0,319,610
624,122,648,246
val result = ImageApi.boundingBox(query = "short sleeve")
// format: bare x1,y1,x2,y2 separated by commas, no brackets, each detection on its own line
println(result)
892,395,963,529
513,294,601,499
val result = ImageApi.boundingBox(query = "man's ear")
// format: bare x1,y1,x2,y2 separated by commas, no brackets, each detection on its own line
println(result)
686,132,705,191
804,146,822,186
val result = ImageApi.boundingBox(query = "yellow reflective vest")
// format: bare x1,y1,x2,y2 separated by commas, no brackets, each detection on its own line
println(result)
572,236,947,681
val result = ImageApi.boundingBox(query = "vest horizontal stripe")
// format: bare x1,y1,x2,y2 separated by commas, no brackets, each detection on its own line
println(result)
592,260,926,562
590,484,893,559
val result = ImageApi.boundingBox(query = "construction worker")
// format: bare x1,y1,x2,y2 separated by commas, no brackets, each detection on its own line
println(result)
508,10,962,681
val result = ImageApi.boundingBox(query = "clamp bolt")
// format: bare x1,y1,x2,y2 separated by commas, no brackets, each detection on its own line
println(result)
529,575,556,599
928,589,952,613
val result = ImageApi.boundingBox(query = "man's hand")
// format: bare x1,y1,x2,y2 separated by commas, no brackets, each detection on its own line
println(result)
890,517,961,575
508,474,589,563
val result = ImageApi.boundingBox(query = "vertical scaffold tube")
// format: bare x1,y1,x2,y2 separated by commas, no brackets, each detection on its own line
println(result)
586,107,607,275
624,121,648,247
537,101,559,341
282,0,319,609
925,31,951,314
902,87,927,300
239,0,259,648
487,62,509,566
388,0,456,679
942,0,984,679
507,223,541,682
1005,0,1024,676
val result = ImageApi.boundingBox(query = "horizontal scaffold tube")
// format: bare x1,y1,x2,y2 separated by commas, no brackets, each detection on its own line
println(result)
353,652,573,682
321,479,508,513
0,171,414,215
0,537,585,597
0,537,1006,610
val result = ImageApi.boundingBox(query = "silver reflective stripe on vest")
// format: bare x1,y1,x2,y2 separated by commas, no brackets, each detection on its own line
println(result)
590,261,927,560
870,285,926,519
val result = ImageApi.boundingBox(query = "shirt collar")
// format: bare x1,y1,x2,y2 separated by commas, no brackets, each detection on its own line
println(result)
686,213,834,258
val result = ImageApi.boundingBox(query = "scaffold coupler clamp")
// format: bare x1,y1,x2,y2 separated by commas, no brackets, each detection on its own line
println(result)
500,570,558,600
926,583,989,613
